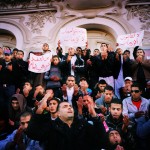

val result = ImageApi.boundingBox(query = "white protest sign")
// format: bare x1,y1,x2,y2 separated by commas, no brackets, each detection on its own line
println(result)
28,53,51,73
117,30,144,48
59,27,87,47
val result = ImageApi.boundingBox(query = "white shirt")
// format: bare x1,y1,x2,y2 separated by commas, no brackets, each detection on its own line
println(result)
71,55,77,76
66,86,74,105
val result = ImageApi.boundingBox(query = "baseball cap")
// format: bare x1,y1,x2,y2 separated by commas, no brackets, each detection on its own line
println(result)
124,77,132,81
4,49,12,55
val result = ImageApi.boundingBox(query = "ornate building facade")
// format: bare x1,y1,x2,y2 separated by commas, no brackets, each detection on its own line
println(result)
0,0,150,58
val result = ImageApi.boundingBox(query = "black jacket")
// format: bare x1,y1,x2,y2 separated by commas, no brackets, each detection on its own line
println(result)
60,54,84,84
96,52,115,78
106,114,136,150
0,59,19,86
113,55,133,79
26,113,107,150
16,59,29,88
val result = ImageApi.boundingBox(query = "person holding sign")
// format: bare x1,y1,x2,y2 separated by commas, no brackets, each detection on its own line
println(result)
42,43,56,56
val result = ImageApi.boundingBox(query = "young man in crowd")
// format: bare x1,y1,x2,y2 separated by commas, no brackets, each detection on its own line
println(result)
42,43,56,56
97,43,116,88
33,84,45,102
106,98,130,133
0,112,43,150
61,75,82,111
119,77,133,100
36,89,60,120
95,85,116,116
26,92,107,150
21,81,35,108
122,83,149,122
79,77,92,96
93,79,107,100
131,48,150,92
56,40,65,62
8,94,31,131
12,48,18,61
76,47,82,58
107,129,125,150
0,49,19,107
16,50,29,92
77,95,101,121
106,98,136,149
93,48,100,56
44,55,62,98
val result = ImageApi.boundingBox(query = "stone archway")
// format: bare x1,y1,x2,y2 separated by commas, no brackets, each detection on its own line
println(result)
0,19,31,50
0,29,16,48
79,24,116,51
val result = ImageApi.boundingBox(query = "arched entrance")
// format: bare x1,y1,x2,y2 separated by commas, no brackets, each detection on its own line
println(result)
0,29,16,48
0,20,31,50
0,22,24,49
79,24,116,52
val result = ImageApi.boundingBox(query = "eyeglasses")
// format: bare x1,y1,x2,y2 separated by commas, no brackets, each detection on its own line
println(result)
131,90,140,93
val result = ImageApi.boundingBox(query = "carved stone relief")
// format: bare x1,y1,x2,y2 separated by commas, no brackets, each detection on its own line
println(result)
25,11,56,34
126,5,150,30
105,0,127,16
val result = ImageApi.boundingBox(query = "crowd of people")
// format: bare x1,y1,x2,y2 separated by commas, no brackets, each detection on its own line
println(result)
0,42,150,150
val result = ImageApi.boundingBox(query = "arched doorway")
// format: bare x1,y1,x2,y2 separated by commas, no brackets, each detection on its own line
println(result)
0,20,31,50
79,24,116,53
0,29,16,49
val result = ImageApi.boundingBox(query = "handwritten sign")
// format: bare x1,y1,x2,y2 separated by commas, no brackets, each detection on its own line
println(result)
117,30,144,48
28,53,51,73
59,27,87,47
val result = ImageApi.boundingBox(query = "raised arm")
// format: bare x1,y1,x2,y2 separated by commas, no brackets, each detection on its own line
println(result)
26,93,52,141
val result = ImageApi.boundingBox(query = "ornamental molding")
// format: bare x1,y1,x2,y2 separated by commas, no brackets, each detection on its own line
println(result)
25,11,56,34
0,18,31,44
126,4,150,30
